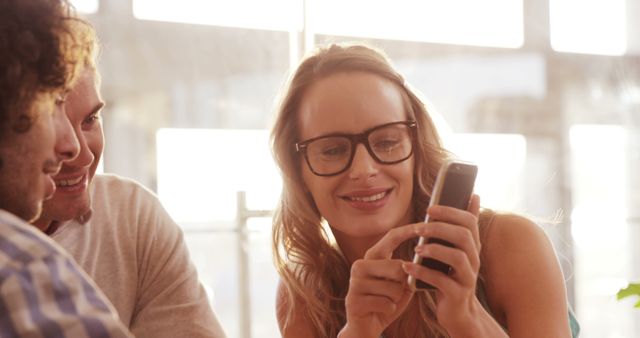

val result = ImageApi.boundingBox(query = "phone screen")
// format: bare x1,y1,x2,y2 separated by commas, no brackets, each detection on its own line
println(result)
439,168,477,210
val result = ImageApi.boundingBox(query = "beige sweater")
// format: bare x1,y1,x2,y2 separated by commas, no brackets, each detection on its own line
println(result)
52,174,226,338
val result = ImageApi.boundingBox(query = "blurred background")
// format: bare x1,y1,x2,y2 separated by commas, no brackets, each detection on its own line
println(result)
73,0,639,337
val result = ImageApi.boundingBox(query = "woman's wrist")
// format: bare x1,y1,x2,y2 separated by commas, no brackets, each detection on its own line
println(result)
337,323,378,338
445,300,508,338
337,325,357,338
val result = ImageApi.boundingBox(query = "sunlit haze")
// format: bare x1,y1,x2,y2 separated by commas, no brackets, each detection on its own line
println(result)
551,0,626,55
133,0,523,48
156,129,281,226
70,0,98,14
157,129,527,225
133,0,303,31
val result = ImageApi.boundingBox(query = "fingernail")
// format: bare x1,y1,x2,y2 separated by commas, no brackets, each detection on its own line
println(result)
414,245,424,254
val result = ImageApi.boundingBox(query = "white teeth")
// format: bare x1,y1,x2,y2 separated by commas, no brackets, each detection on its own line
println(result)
56,175,83,187
350,192,386,202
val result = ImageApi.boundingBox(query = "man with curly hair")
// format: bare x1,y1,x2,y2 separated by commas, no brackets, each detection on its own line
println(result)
0,0,133,336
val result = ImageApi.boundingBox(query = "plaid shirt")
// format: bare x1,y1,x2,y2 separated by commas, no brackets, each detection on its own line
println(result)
0,210,133,338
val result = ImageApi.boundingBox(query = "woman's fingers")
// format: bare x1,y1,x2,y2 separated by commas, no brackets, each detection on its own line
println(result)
346,259,415,320
345,294,398,317
364,224,422,260
408,195,482,292
414,222,480,270
402,261,464,298
367,193,480,261
350,259,407,283
468,194,480,215
428,205,479,232
349,276,407,304
425,197,481,249
414,243,477,286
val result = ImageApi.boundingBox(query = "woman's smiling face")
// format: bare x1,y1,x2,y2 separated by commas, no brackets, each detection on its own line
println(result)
298,71,415,242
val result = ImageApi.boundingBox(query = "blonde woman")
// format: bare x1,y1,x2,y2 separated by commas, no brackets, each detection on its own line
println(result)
271,43,578,338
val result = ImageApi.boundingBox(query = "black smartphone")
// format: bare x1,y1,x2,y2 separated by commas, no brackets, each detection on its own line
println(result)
408,159,478,290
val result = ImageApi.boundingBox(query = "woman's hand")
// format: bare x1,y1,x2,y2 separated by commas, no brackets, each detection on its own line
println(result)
402,194,494,335
338,225,418,338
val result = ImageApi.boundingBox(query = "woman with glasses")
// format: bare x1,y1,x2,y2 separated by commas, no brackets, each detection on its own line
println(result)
270,43,576,338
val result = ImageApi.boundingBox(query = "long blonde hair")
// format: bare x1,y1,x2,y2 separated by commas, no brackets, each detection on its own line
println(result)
271,43,451,337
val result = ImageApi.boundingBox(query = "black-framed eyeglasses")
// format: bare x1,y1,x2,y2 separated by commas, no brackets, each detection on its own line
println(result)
295,120,417,177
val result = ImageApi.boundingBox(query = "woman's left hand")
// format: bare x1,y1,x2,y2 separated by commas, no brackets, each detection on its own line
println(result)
402,194,491,335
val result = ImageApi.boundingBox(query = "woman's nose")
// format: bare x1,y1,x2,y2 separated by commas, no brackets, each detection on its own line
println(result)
347,144,378,180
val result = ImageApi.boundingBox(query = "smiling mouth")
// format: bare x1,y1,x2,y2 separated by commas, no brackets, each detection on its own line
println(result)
56,175,84,187
344,190,389,202
43,160,61,176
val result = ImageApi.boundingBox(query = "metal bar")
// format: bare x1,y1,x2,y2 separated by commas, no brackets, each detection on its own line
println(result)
236,191,251,338
236,191,273,338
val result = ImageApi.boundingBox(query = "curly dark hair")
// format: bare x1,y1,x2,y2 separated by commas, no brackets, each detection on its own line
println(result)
0,0,95,140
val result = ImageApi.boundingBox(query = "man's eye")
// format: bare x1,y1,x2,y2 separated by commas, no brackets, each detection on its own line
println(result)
83,114,100,126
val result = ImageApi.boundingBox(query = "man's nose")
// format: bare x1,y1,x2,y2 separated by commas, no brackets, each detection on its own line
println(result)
53,107,80,162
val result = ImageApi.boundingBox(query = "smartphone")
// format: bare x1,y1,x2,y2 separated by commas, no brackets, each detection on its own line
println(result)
408,159,478,290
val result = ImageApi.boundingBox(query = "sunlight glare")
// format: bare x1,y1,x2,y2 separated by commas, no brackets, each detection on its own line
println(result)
551,0,626,55
312,0,523,48
444,134,527,211
569,125,628,247
133,0,302,31
70,0,98,13
157,129,526,226
133,0,521,48
156,129,281,225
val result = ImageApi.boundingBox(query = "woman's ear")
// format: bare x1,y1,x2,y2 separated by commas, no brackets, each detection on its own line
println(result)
301,181,310,194
307,191,321,217
296,165,310,194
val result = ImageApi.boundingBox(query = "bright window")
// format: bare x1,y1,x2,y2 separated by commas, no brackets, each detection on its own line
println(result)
133,0,303,31
156,129,280,226
132,0,522,49
71,0,98,13
444,133,527,212
312,0,523,48
550,0,626,55
570,125,634,337
156,129,526,224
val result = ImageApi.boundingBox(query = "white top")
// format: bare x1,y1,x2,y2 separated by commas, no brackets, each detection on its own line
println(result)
52,174,226,338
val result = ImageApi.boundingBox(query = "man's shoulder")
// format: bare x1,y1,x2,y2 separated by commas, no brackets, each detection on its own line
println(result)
0,210,70,267
93,174,156,198
90,174,165,219
0,215,134,338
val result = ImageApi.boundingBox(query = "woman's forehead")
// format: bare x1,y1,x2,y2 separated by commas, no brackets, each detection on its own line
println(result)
297,72,407,139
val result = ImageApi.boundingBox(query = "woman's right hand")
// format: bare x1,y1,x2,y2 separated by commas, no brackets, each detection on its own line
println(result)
338,225,419,338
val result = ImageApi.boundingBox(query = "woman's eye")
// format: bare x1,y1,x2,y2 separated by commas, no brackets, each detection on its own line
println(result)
375,139,399,150
322,146,347,157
